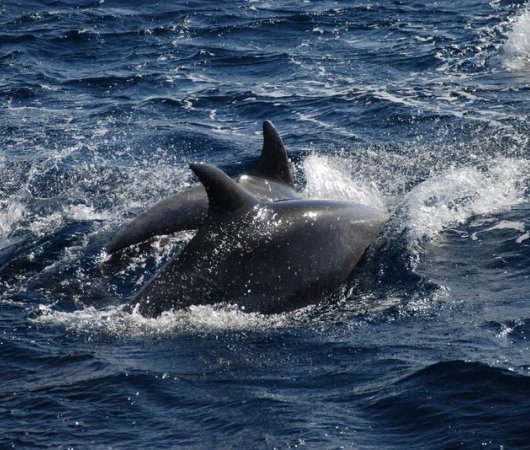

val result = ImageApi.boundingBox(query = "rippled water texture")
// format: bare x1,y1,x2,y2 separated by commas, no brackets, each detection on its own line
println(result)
1,1,530,448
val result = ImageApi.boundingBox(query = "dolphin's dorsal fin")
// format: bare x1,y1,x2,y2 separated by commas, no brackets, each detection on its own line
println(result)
255,120,295,188
190,163,259,214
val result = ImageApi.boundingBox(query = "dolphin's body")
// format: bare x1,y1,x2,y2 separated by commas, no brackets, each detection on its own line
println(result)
106,121,297,255
131,163,388,318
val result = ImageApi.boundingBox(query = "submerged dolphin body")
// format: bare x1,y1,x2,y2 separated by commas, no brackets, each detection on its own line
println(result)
131,163,388,318
106,121,297,255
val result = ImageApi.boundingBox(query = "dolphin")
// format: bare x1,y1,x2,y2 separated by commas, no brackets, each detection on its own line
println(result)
130,163,388,318
106,121,297,255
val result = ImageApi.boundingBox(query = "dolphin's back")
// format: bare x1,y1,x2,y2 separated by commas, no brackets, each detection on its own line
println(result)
106,121,297,255
105,185,207,255
206,201,386,313
132,189,387,317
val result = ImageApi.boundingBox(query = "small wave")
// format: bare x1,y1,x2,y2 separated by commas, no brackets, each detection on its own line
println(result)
470,219,528,243
0,87,37,100
401,158,529,257
501,8,530,71
400,360,530,388
366,360,530,448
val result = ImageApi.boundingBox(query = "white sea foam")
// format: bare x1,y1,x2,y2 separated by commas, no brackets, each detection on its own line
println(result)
502,8,530,71
516,231,530,243
252,84,290,98
65,204,112,222
471,220,526,241
32,303,294,337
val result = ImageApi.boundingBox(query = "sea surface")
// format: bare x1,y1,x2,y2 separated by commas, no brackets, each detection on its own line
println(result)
1,1,530,448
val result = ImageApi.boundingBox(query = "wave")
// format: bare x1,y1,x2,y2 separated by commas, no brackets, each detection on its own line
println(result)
401,158,529,257
366,360,530,448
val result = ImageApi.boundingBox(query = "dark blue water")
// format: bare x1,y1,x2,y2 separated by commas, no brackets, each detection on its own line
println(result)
1,1,530,448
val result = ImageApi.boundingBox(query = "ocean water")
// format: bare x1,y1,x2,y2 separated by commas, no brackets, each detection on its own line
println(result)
1,0,530,448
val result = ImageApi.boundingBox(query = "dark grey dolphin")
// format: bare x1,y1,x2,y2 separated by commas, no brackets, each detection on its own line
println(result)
106,121,297,255
130,163,388,318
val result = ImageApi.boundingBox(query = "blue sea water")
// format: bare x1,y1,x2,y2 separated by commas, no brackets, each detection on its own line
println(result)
1,0,530,448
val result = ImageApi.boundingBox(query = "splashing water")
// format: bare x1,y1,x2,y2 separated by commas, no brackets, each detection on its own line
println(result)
402,158,529,260
32,303,296,337
3,2,530,448
502,8,530,71
0,201,25,239
27,152,392,335
300,154,387,212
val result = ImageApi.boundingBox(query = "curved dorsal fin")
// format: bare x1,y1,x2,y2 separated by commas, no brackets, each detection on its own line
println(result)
190,163,258,214
255,120,295,188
